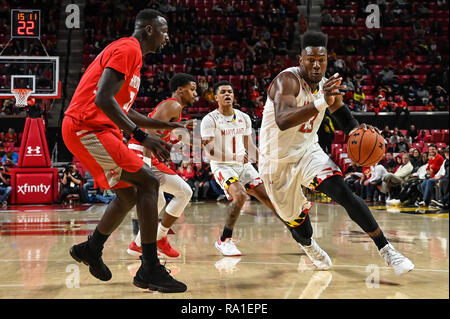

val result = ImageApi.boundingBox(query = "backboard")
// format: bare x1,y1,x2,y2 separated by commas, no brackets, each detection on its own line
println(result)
0,56,60,99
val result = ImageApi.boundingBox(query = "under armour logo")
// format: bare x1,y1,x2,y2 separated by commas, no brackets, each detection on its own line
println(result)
27,146,41,155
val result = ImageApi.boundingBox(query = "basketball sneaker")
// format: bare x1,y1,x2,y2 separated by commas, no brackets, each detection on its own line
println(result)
127,241,162,258
157,236,180,258
379,243,414,276
127,241,142,257
215,238,242,256
299,239,332,270
133,257,187,293
70,238,112,281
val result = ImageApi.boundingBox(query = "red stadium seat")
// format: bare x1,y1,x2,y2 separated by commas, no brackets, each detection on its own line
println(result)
436,143,447,151
441,129,449,143
412,142,423,151
333,130,346,144
431,129,443,143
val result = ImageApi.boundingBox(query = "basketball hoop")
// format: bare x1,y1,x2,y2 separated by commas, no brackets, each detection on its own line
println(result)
11,88,32,108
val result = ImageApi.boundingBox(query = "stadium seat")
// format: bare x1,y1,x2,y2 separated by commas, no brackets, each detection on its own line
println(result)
333,130,346,144
431,129,443,143
441,129,449,143
436,143,447,150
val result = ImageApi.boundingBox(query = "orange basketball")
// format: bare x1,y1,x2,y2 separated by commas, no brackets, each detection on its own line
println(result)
347,127,386,166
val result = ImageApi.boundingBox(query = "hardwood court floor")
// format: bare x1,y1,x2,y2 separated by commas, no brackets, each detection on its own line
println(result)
0,200,448,299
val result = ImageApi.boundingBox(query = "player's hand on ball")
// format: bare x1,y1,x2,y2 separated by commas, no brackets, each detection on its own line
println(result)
350,123,381,135
323,73,346,105
143,135,172,162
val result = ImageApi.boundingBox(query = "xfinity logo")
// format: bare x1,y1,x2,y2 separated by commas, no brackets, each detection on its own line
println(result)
18,183,51,195
26,146,42,156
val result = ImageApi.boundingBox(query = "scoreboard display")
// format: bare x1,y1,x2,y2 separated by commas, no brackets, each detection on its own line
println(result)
11,9,41,38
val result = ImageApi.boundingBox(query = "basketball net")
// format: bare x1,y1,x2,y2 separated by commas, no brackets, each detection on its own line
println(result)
12,88,32,108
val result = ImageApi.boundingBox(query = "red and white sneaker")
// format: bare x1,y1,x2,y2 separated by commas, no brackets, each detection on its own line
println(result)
157,236,180,258
127,241,162,258
127,241,142,257
215,238,242,256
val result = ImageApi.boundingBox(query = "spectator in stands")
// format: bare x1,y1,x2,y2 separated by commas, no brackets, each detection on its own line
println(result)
354,166,372,201
394,95,409,122
82,170,95,203
198,76,209,96
55,163,84,204
203,56,217,76
381,125,392,140
204,87,215,104
389,129,401,145
368,163,389,202
416,86,430,105
433,96,449,111
343,164,363,193
352,87,365,111
177,162,195,194
417,144,445,207
396,136,410,153
410,148,423,172
3,128,18,146
0,165,11,207
406,85,417,106
381,152,397,173
1,146,18,168
431,147,449,209
0,99,14,116
382,153,414,201
193,162,211,202
406,124,418,141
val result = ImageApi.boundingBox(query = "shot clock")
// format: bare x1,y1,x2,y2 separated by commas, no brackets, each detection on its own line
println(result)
11,9,41,38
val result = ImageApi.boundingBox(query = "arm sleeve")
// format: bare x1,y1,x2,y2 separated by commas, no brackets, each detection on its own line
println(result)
200,114,216,138
103,43,141,76
243,113,252,136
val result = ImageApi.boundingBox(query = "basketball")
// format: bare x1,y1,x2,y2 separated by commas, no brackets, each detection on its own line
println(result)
347,127,386,167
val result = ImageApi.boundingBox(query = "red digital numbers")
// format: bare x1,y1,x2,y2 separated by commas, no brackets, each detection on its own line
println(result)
12,10,39,37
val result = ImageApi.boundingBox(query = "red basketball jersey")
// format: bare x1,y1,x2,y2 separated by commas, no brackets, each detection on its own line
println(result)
64,37,142,131
128,98,182,174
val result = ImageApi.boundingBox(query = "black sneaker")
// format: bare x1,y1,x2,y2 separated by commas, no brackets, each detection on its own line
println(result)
133,257,187,293
70,237,112,281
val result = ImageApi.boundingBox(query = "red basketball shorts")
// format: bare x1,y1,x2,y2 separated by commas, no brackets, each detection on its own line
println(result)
62,116,144,190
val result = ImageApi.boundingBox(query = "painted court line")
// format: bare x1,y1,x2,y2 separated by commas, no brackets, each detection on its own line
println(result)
0,258,447,273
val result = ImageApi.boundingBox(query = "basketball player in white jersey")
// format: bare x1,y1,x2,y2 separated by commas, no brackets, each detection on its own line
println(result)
127,73,196,259
201,81,302,256
259,30,414,275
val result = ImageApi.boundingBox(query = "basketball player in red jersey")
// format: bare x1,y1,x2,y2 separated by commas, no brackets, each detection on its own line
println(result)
62,9,187,293
259,30,413,275
127,73,197,259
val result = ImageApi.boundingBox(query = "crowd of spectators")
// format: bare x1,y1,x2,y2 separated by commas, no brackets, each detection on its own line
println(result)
79,0,449,119
342,123,449,209
322,0,449,114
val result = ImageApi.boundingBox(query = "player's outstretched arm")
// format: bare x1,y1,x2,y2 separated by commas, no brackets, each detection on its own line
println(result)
128,108,185,130
272,72,345,131
95,67,170,161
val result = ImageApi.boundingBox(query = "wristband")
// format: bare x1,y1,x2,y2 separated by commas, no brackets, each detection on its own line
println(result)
313,97,329,113
132,126,148,143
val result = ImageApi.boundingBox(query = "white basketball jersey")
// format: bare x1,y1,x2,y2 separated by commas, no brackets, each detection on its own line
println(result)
201,108,252,167
259,67,327,172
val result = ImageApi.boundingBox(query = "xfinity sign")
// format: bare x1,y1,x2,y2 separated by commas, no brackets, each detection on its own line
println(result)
17,183,51,195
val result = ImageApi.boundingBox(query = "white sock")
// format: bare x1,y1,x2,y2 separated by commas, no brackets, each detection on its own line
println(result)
134,231,141,247
157,223,170,241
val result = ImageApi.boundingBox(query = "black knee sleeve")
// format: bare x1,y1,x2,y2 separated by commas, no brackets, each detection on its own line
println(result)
317,175,379,233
